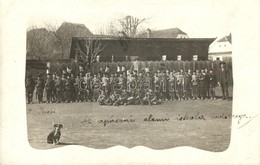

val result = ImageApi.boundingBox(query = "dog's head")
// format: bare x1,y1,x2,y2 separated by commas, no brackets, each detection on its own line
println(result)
54,124,63,131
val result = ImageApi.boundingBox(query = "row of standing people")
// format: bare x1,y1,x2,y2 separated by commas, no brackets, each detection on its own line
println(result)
26,63,230,104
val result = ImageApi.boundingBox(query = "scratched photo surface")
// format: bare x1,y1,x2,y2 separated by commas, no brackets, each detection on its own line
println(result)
25,2,233,151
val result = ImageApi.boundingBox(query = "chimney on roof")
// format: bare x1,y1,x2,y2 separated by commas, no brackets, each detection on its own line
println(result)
147,28,151,38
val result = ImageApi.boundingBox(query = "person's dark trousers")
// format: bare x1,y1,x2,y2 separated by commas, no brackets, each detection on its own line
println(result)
177,85,183,100
62,90,66,102
210,85,216,98
65,88,72,102
192,85,198,99
56,89,62,103
220,82,229,99
52,89,56,102
74,88,79,102
79,91,84,102
204,85,210,99
199,84,205,99
185,85,191,99
71,88,75,102
169,92,175,100
37,89,43,103
84,90,91,101
26,90,33,103
46,89,52,103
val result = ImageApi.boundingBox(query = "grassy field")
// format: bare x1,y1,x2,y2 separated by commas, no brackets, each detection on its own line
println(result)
26,87,232,152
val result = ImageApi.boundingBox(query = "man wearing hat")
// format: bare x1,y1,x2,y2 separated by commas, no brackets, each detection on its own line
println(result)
218,62,230,100
36,74,44,103
65,74,73,103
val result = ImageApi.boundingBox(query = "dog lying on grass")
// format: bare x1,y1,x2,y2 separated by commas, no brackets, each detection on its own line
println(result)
47,124,63,145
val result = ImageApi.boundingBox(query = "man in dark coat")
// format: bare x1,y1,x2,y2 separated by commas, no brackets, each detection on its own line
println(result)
209,69,217,99
218,62,230,100
36,75,44,103
51,74,57,103
26,75,35,104
65,74,74,103
55,74,64,103
45,73,54,103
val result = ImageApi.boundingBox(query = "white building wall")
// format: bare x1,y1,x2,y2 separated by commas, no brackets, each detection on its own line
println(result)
177,34,189,38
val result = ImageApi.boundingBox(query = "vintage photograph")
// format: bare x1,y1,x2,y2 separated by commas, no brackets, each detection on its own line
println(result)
25,1,233,152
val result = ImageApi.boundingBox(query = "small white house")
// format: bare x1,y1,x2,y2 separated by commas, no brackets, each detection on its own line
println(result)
208,33,232,61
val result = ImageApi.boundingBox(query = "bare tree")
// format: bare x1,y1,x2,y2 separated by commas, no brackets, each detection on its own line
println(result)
26,26,56,59
118,15,146,37
75,38,105,73
45,22,66,59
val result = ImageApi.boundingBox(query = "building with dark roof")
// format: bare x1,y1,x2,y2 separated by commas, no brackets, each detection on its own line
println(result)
56,22,93,58
70,37,215,62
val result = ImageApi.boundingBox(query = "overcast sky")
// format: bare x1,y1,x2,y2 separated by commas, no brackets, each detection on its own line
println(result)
21,0,235,38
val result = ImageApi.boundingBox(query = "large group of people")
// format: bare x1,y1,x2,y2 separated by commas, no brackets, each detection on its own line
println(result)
26,62,231,106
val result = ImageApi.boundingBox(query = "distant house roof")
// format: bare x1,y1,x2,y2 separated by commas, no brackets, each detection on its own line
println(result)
149,28,188,38
217,33,232,43
57,22,93,36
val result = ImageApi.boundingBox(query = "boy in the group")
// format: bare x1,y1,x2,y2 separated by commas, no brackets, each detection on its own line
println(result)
109,73,116,95
160,71,168,101
84,72,92,102
97,90,106,105
120,89,128,106
184,69,192,100
168,72,176,101
101,73,109,96
191,71,198,100
176,71,184,100
204,68,210,99
135,89,145,105
137,71,144,90
143,89,157,105
70,73,76,102
118,72,126,91
78,72,85,102
153,72,160,100
198,69,206,100
91,74,101,102
128,91,136,105
74,74,80,102
127,72,137,92
195,70,200,99
111,91,120,106
209,69,217,99
144,71,152,90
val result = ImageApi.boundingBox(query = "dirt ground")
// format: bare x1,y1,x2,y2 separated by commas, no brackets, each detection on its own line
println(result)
26,87,232,152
